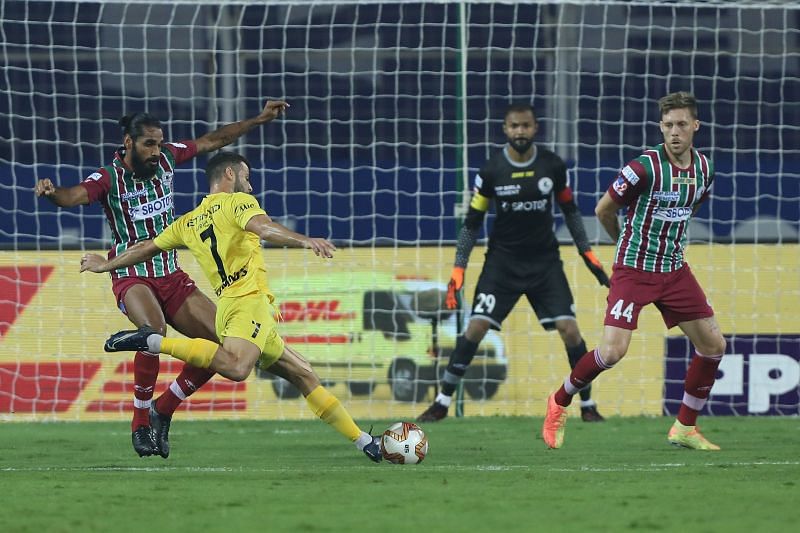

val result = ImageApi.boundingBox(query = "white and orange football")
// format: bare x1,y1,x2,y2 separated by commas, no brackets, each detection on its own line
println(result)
380,421,428,464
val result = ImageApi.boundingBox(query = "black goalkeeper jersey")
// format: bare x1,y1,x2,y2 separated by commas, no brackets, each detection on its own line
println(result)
471,144,569,259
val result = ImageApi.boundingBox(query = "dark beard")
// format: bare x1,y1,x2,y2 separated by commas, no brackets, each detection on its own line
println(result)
131,150,158,179
509,138,533,155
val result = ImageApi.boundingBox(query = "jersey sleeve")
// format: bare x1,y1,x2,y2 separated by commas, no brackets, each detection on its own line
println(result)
164,140,199,166
230,192,267,230
608,159,648,206
469,166,494,212
78,168,112,203
697,157,715,205
153,217,185,251
552,157,574,205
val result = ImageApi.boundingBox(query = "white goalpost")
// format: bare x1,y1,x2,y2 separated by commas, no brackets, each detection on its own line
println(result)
1,0,798,421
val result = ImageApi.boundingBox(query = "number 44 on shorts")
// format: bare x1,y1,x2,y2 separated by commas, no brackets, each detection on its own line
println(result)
610,299,634,323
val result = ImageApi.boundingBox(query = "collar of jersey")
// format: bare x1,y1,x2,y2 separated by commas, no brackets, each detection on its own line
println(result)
657,143,695,172
503,144,538,168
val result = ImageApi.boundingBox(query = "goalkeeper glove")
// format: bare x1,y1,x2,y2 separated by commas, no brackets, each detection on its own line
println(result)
445,266,465,309
581,250,610,288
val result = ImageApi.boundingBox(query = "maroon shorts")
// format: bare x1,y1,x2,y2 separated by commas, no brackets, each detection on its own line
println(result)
603,264,714,330
111,269,198,321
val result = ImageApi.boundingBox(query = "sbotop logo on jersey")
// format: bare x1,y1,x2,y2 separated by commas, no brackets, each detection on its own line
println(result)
501,199,548,212
652,206,692,222
537,177,553,195
128,194,173,221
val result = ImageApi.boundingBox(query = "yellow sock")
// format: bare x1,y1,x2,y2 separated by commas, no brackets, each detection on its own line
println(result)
160,337,219,368
306,385,361,442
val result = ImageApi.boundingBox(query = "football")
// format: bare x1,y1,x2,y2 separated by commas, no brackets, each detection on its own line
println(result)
380,421,428,464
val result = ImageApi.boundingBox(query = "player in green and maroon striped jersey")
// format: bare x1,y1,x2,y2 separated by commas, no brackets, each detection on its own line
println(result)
35,100,288,458
542,92,728,451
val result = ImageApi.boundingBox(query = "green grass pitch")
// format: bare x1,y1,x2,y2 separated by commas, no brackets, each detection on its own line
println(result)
1,416,799,532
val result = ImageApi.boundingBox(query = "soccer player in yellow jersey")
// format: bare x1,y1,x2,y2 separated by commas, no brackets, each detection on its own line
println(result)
80,151,382,462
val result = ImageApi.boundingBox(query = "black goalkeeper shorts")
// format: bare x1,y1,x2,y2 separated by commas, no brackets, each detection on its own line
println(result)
469,250,576,331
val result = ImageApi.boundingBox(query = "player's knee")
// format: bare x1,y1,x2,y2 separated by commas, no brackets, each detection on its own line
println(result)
600,342,628,365
228,360,253,382
717,336,727,355
557,323,581,346
228,371,248,382
465,319,491,342
698,335,726,357
555,317,578,331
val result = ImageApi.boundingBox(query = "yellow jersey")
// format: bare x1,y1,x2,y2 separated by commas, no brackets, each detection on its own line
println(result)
154,192,273,300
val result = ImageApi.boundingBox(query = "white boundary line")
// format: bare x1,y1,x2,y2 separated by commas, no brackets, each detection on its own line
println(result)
2,461,798,473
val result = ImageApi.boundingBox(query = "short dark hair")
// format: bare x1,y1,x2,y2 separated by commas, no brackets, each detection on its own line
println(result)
118,112,161,141
658,92,698,119
504,103,537,121
205,151,250,185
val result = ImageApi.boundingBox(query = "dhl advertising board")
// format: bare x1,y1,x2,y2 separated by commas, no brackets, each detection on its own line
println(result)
1,244,797,421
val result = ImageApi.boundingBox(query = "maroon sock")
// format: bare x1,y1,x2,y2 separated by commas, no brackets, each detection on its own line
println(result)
554,349,612,407
677,352,722,426
155,364,215,416
132,351,159,430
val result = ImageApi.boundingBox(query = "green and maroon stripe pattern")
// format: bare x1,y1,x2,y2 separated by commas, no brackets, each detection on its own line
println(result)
615,144,713,273
100,146,181,279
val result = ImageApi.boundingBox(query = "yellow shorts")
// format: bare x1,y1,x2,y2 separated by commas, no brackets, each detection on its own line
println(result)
215,293,285,369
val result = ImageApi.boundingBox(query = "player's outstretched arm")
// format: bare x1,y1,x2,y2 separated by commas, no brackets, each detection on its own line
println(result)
34,179,89,207
80,240,162,273
245,214,336,258
193,100,290,154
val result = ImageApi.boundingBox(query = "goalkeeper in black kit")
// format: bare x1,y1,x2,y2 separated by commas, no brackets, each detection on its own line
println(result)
418,103,610,423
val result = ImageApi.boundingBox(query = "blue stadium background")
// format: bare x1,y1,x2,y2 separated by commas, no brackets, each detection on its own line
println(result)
1,1,798,247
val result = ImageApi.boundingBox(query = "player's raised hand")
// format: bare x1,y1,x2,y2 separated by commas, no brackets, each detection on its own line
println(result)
581,250,610,288
80,253,109,273
34,179,56,197
258,100,290,123
445,266,465,309
304,237,337,259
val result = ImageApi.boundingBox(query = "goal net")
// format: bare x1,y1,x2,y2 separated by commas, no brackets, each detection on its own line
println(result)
1,0,798,421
